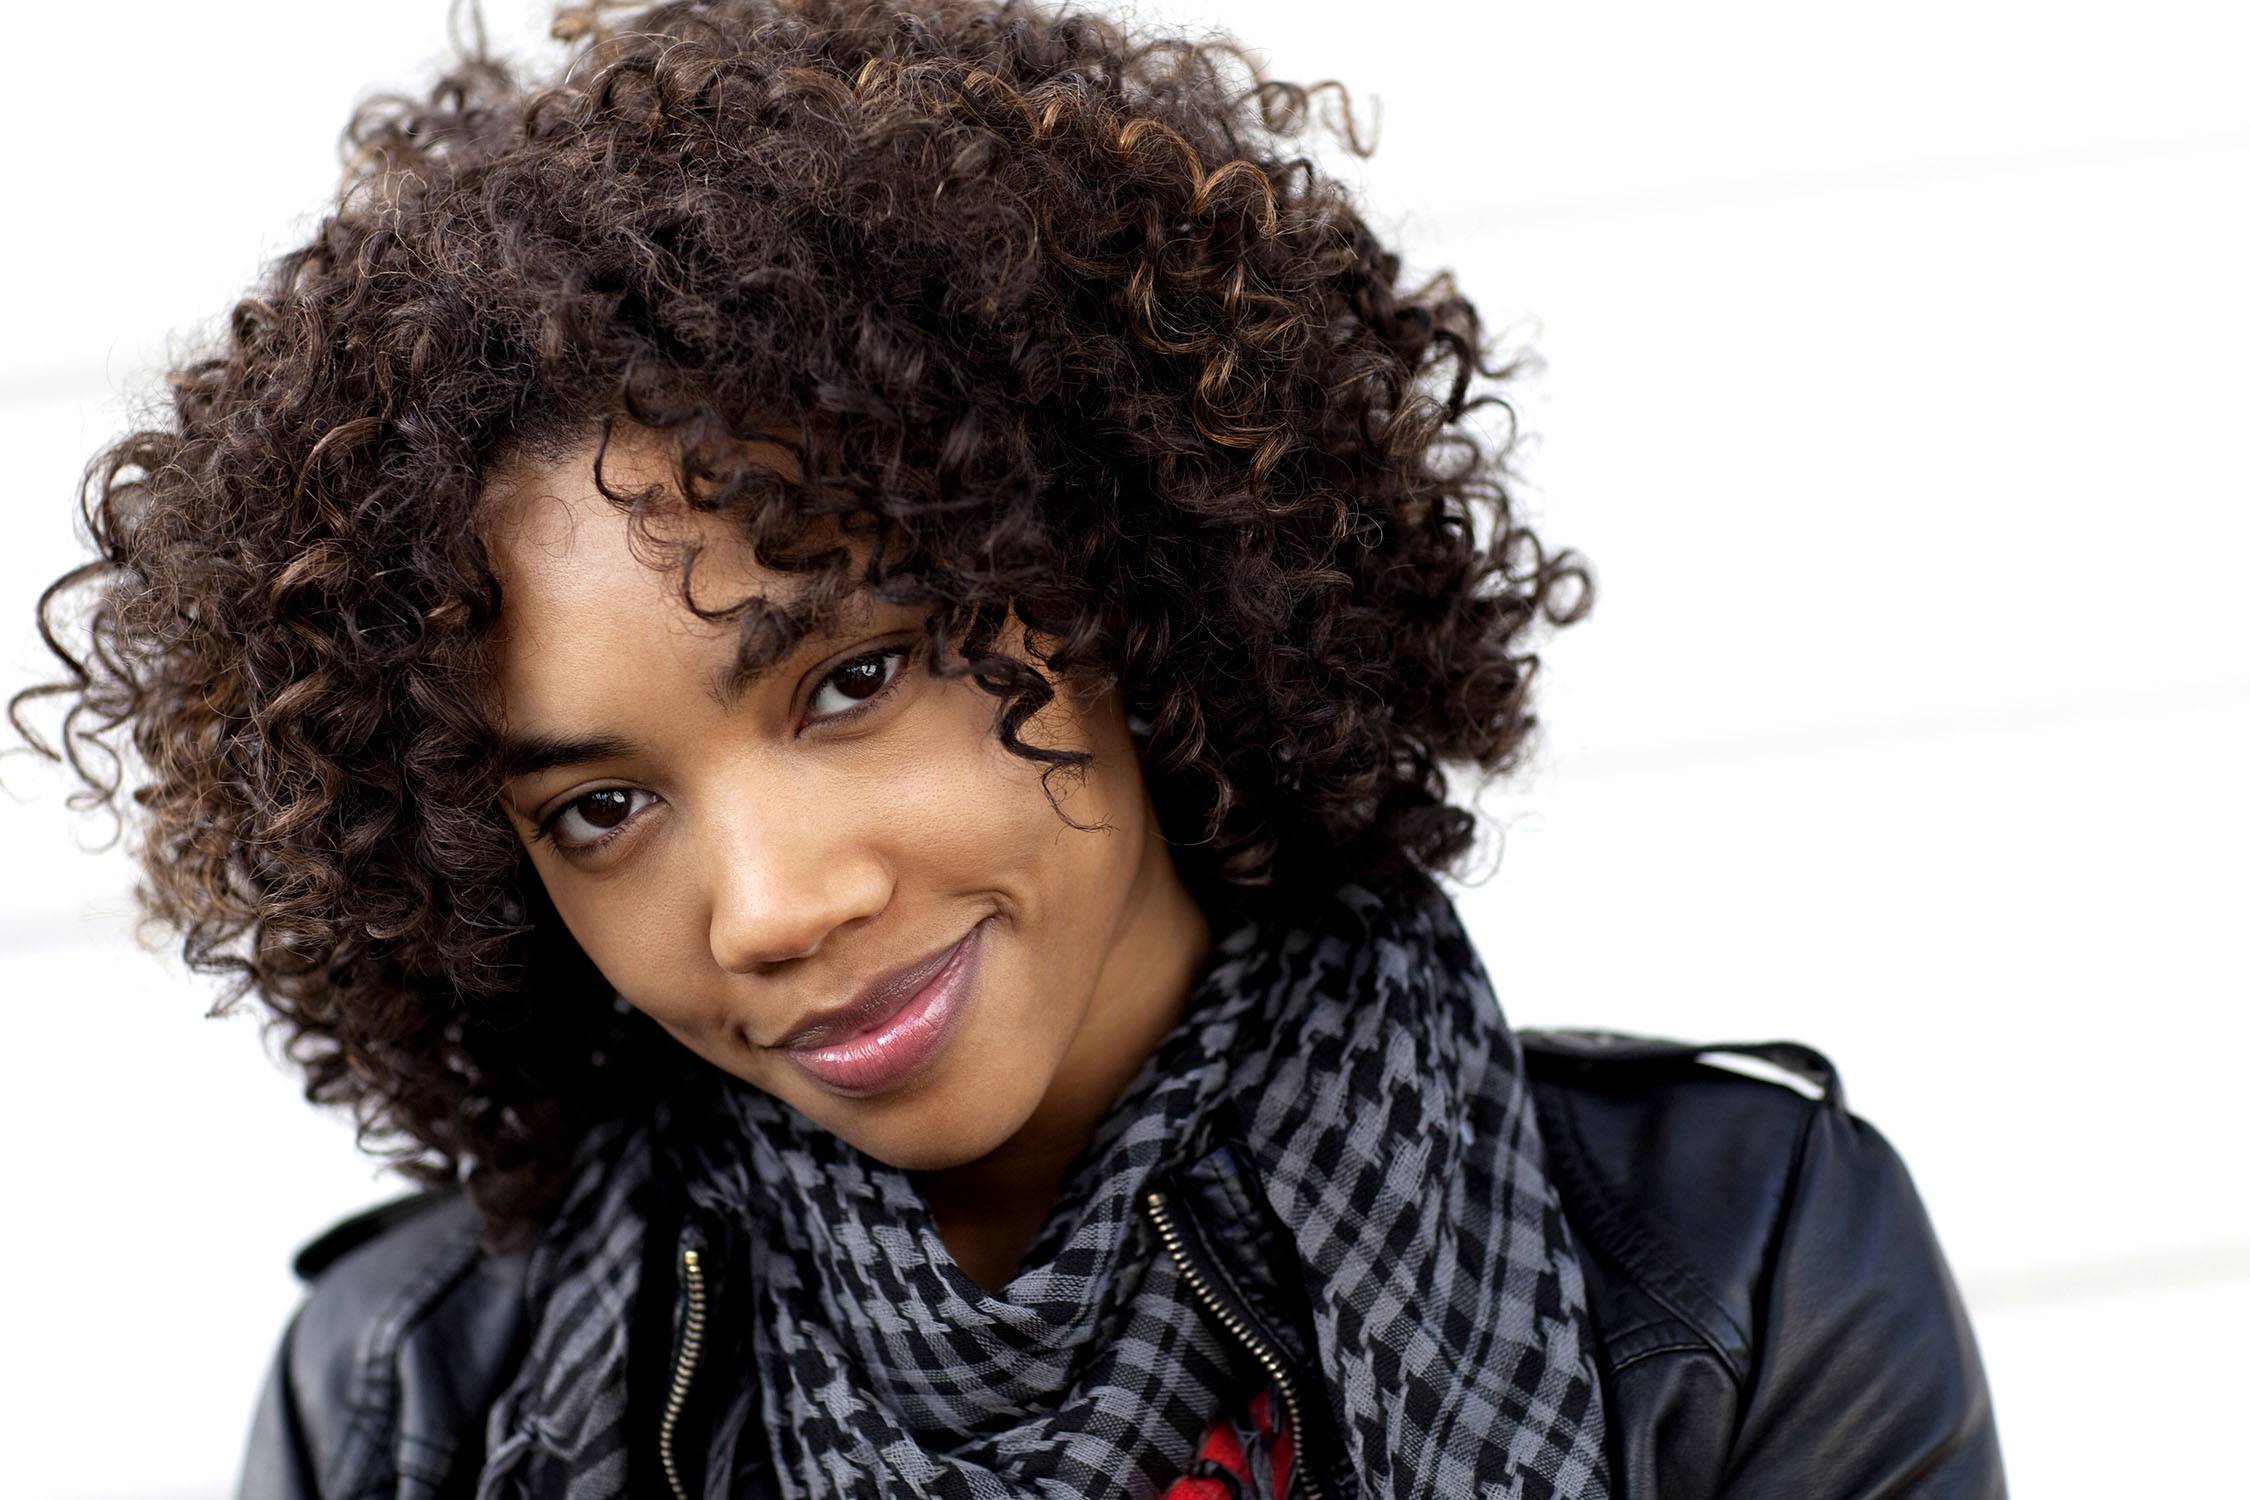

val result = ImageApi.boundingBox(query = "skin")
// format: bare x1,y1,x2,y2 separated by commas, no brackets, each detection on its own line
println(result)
480,420,1213,1290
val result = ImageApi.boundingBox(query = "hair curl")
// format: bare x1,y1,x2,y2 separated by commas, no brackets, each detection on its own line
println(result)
11,0,1592,1241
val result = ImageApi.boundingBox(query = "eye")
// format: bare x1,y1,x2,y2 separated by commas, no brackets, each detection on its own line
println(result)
804,645,911,726
539,786,658,852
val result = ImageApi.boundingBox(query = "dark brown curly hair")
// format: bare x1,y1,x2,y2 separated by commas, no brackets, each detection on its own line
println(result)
11,0,1592,1241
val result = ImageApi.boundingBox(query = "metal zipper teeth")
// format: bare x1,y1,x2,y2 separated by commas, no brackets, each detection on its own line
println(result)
1145,1189,1330,1500
659,1244,709,1500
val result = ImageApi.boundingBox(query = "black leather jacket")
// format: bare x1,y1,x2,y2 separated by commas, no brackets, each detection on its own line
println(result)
237,1031,2007,1498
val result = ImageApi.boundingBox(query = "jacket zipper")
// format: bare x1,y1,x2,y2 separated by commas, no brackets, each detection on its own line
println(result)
1144,1188,1338,1500
658,1240,709,1500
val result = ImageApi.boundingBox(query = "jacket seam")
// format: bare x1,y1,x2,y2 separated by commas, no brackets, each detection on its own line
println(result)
1746,1084,1824,1340
1609,1339,1722,1376
1713,1085,1827,1493
1602,1315,1694,1348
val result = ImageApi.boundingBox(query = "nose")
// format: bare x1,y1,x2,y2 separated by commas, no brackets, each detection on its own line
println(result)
703,786,892,973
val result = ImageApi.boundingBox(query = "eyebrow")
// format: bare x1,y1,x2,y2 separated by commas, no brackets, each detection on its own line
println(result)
494,729,644,785
704,650,777,712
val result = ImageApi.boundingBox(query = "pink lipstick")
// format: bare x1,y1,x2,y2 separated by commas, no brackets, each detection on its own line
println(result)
779,919,986,1096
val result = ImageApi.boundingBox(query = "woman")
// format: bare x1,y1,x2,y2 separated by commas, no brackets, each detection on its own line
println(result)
13,0,2004,1495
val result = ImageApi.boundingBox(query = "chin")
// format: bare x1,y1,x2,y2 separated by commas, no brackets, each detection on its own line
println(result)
823,1084,1036,1173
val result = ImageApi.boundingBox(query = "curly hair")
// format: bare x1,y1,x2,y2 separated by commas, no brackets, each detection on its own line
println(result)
11,0,1592,1241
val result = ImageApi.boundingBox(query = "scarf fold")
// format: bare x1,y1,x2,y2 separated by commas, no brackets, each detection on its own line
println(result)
475,872,1612,1500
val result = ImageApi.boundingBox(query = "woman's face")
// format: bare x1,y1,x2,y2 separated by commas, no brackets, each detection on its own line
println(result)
480,422,1206,1173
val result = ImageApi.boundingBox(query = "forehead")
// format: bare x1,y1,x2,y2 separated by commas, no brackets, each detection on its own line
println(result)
480,420,804,572
481,426,753,630
477,423,842,719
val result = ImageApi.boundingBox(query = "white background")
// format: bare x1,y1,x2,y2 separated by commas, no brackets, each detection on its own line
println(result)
2,1,2243,1494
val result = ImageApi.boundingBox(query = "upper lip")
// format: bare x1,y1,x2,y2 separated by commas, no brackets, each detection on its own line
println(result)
771,921,980,1051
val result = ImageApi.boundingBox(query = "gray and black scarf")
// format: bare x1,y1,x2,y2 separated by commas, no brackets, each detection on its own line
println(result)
474,871,1612,1499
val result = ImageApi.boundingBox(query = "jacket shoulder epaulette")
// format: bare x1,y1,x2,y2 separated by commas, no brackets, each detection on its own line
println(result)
288,1189,458,1280
1519,1029,1843,1382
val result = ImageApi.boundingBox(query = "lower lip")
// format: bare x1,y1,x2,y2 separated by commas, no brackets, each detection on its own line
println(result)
782,920,986,1097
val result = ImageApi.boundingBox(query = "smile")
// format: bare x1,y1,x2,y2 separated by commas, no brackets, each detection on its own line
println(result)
779,918,987,1097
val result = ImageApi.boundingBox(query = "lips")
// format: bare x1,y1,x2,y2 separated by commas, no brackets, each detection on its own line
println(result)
775,923,974,1050
776,918,987,1096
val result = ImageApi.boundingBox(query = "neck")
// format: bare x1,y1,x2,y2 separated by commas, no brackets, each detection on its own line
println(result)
914,822,1213,1290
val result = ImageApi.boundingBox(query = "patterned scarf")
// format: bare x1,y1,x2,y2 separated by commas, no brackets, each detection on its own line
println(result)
474,871,1611,1500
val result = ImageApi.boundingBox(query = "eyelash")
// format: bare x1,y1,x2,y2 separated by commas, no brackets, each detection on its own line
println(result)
527,642,917,855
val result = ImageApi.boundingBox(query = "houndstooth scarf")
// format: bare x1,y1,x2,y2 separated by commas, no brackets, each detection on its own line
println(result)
474,870,1611,1499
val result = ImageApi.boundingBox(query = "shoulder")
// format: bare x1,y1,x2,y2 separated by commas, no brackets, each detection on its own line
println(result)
1519,1028,2007,1499
239,1115,671,1500
238,1190,534,1500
